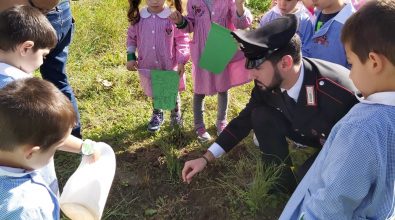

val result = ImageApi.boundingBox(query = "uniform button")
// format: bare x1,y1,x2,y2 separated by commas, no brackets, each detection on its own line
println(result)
152,30,155,34
301,134,305,137
152,46,155,49
321,133,326,137
319,81,325,86
212,12,215,15
294,128,299,132
155,61,158,64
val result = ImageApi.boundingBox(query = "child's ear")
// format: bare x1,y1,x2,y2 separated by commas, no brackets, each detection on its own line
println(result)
25,146,41,160
368,51,384,75
19,41,35,56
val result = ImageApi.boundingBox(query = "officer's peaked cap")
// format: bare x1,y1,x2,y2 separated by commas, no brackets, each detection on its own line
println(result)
231,14,298,69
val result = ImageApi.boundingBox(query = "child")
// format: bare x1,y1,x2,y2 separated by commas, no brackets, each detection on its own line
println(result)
259,0,313,55
280,0,395,219
0,5,99,197
0,77,76,219
126,0,190,132
303,0,355,68
169,0,253,142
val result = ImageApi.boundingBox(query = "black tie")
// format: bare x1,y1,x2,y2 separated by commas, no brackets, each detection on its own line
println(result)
282,91,296,116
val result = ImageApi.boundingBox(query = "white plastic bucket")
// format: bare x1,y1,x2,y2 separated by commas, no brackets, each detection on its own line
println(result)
60,142,116,220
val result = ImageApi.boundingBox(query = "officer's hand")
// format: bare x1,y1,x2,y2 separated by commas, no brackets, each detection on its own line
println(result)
182,158,207,184
169,10,183,25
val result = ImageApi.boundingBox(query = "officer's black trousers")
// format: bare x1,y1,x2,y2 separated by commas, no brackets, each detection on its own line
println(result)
251,106,319,193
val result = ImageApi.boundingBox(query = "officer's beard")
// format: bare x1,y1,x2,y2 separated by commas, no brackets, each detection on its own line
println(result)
256,66,283,92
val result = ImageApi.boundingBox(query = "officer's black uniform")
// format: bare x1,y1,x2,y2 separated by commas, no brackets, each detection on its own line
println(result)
214,15,359,192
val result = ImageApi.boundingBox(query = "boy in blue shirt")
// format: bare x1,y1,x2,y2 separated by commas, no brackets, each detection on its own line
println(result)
303,0,355,68
0,5,99,198
280,0,395,219
0,78,76,219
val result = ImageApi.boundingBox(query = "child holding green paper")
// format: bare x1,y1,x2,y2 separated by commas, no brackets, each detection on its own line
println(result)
169,0,253,142
126,0,190,132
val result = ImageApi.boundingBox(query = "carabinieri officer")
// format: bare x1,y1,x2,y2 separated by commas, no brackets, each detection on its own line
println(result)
182,14,359,193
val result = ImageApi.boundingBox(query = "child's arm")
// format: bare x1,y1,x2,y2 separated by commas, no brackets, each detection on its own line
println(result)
126,25,138,71
169,1,195,33
174,28,190,76
59,135,101,162
230,0,253,29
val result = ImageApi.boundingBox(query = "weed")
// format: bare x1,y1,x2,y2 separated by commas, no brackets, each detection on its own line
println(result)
215,147,285,215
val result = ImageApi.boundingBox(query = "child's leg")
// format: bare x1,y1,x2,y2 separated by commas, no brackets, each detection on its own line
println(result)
193,93,205,129
171,93,182,126
216,91,229,135
193,93,211,142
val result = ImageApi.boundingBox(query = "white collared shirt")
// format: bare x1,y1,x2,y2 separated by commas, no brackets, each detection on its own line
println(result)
356,92,395,106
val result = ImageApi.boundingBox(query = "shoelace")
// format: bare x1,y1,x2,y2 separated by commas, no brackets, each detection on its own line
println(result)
151,114,162,125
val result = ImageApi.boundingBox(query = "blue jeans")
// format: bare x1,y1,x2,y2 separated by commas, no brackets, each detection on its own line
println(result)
41,1,82,138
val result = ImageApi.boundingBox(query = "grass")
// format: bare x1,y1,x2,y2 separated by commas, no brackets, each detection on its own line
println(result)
55,0,317,219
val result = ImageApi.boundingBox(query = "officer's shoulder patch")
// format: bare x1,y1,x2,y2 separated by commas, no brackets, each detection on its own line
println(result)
316,77,355,104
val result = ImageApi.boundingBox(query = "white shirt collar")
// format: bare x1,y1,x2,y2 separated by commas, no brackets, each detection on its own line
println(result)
0,62,31,79
333,3,355,24
282,64,304,102
140,6,171,18
0,165,32,178
356,92,395,106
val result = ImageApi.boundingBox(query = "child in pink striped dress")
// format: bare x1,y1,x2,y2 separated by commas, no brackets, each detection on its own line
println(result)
126,0,190,132
169,0,253,142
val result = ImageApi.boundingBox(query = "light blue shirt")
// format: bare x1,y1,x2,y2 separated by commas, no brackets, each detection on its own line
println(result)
280,92,395,220
303,4,355,68
0,63,60,196
0,166,60,220
0,63,30,89
260,3,313,52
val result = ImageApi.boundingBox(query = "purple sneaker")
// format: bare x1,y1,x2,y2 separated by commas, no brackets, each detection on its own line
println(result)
147,111,164,132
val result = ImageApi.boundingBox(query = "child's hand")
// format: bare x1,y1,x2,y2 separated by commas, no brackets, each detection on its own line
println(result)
177,63,185,76
84,148,101,163
126,60,138,71
235,0,246,6
169,11,183,25
235,0,246,16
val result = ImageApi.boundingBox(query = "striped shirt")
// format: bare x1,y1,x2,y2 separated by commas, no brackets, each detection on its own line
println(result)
0,166,60,220
280,92,395,219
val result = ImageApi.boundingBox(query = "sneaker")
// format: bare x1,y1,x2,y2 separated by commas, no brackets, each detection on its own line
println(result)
216,120,227,136
170,113,183,127
147,111,164,132
196,127,211,143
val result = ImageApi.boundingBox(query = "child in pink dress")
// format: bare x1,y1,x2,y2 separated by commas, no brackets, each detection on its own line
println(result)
126,0,190,132
169,0,253,142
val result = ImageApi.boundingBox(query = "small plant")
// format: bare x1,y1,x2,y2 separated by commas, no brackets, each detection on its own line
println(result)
157,140,182,181
215,147,285,214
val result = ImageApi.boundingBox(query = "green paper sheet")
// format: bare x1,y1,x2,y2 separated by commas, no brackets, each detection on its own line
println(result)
151,70,179,110
199,22,238,74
